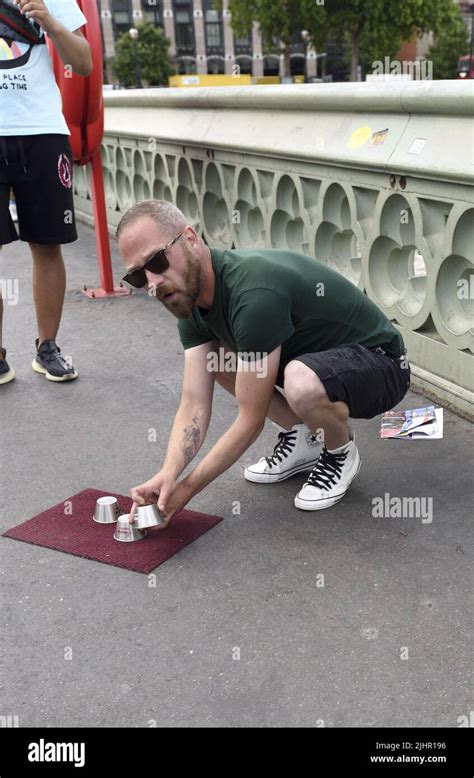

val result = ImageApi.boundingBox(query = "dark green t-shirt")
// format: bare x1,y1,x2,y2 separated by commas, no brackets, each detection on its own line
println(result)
177,248,404,383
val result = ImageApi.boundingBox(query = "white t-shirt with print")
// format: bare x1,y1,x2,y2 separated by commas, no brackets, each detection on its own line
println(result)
0,0,87,135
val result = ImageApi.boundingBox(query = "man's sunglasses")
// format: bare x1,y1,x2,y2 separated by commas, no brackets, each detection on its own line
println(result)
122,231,184,289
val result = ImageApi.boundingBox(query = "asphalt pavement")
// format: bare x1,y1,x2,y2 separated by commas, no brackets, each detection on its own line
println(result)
0,223,471,727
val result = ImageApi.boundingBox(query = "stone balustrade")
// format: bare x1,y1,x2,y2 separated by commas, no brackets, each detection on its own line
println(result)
73,81,474,416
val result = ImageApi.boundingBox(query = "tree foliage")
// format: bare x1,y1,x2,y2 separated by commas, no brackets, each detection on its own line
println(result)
217,0,468,80
315,0,466,80
215,0,327,76
427,6,470,79
112,22,174,86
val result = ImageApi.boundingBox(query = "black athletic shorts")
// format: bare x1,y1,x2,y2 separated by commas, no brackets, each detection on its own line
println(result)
0,134,77,245
277,342,411,420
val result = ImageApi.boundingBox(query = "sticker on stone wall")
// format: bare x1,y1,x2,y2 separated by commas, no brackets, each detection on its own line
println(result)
347,126,372,149
370,128,389,147
408,138,427,155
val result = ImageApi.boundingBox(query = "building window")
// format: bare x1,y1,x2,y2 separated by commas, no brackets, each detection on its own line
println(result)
207,55,224,74
177,56,197,74
234,32,251,52
173,1,195,52
290,53,305,76
112,0,132,37
141,0,162,25
204,8,222,51
264,54,280,76
291,27,303,45
235,54,252,74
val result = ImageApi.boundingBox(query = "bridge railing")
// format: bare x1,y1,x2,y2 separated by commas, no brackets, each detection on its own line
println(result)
73,81,474,416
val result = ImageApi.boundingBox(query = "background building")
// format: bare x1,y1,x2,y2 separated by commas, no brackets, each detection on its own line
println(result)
97,0,321,82
97,0,473,84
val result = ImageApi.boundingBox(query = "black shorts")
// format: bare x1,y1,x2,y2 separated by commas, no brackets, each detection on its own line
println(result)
0,134,77,245
278,343,411,419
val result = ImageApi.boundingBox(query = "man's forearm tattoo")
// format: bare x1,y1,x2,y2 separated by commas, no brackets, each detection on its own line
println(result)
181,410,202,467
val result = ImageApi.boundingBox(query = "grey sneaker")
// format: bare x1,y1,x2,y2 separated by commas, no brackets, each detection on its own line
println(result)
0,347,15,385
32,339,78,382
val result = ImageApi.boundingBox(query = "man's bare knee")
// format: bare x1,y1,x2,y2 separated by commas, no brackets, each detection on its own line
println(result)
283,360,328,414
29,243,62,259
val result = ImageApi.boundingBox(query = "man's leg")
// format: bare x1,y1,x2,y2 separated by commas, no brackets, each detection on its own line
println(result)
213,345,321,484
0,176,19,382
214,358,303,429
29,242,77,381
283,360,350,450
0,295,15,384
216,342,302,430
283,358,360,510
30,242,65,343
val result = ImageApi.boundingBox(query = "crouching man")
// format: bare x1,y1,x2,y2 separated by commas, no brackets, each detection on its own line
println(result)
116,200,410,527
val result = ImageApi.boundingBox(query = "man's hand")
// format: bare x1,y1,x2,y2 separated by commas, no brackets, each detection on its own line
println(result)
129,471,192,530
183,346,282,497
15,0,58,36
152,480,192,529
130,471,177,516
16,0,92,76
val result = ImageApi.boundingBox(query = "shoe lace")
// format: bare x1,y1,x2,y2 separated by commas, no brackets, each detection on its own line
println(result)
305,447,348,491
264,429,298,468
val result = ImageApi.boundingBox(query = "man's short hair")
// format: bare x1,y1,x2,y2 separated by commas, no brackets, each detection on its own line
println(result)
115,199,187,242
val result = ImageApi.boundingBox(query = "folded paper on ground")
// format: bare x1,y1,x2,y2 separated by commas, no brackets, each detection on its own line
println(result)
380,405,444,440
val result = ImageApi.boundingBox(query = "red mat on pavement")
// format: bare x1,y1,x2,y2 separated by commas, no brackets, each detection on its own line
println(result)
2,488,223,574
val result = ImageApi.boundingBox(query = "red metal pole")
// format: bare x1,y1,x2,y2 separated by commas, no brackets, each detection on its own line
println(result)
82,152,130,298
90,151,113,293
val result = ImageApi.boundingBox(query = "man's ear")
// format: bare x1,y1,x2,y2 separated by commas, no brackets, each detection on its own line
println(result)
184,224,198,246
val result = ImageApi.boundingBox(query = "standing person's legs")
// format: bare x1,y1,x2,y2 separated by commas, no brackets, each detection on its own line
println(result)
0,155,20,384
29,242,65,344
0,296,15,384
12,134,78,381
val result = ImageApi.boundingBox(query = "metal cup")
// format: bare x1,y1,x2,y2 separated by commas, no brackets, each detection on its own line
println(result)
134,504,166,530
113,515,147,542
93,496,122,524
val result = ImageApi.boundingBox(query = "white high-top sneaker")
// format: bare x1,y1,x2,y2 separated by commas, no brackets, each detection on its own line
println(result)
294,434,361,510
244,423,321,483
